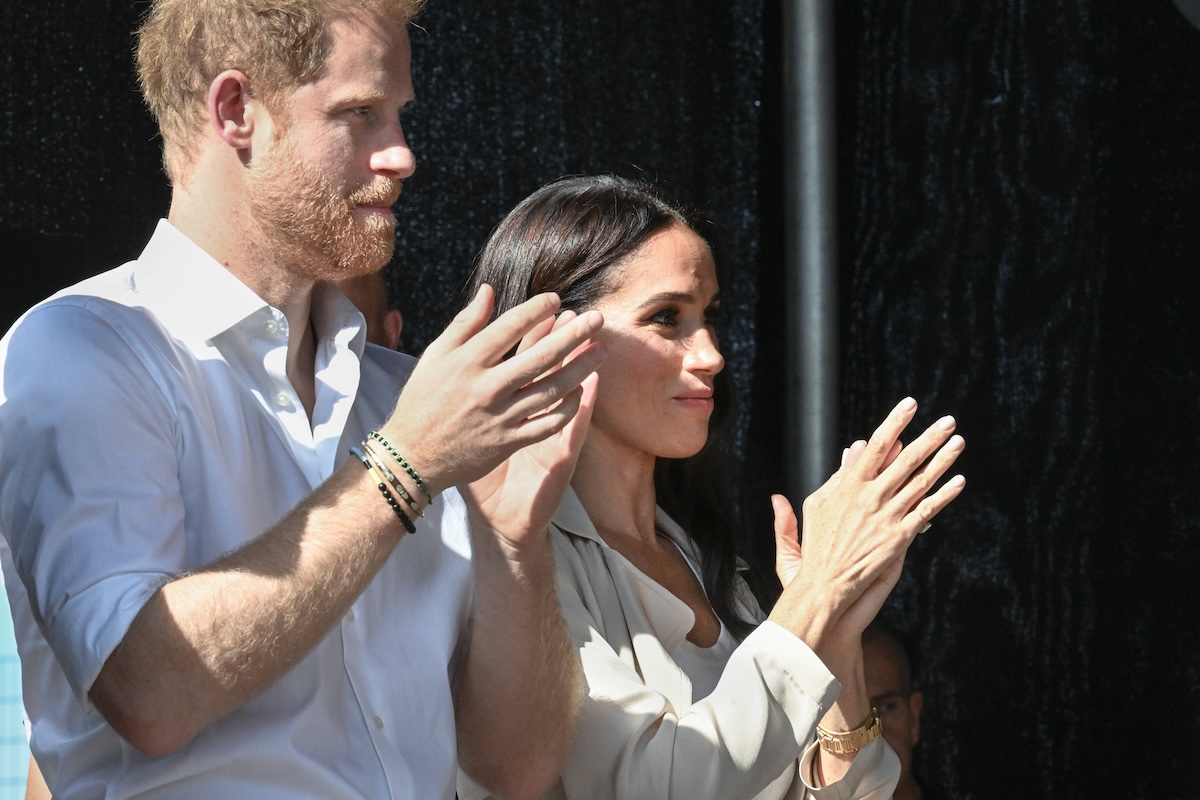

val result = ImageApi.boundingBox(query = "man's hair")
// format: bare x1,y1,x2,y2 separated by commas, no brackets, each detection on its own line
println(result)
135,0,422,182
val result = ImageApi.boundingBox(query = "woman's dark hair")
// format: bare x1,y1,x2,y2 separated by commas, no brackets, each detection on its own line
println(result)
468,175,772,640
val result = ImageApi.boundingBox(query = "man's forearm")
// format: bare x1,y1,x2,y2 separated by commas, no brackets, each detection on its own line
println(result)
455,526,581,800
90,461,404,756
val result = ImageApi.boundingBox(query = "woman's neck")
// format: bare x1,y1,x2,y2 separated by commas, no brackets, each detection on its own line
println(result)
571,435,659,549
572,432,724,649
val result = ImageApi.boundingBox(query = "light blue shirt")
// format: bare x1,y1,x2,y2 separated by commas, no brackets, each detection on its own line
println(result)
0,220,474,799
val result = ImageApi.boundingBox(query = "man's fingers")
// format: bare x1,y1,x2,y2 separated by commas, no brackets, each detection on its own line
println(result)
497,310,604,390
469,292,565,366
425,283,496,358
515,310,572,357
511,384,586,446
507,341,606,421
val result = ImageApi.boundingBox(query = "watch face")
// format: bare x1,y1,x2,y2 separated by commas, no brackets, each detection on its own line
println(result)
1178,0,1200,31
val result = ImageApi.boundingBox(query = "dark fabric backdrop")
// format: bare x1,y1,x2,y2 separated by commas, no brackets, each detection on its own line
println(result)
3,1,1199,796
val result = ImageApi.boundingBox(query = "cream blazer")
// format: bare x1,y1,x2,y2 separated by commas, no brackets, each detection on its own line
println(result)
460,488,899,800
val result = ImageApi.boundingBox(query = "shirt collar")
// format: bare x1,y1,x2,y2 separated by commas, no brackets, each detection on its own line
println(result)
129,219,274,342
128,220,370,356
552,485,695,558
552,486,602,543
314,282,369,360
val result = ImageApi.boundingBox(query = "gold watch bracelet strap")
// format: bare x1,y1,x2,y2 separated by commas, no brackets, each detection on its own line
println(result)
815,706,882,754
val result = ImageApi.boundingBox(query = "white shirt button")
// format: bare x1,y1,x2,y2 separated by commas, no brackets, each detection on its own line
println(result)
264,319,279,335
373,716,384,730
274,390,291,408
346,609,355,623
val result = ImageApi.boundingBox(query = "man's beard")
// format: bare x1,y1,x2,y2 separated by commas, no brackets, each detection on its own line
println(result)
247,134,400,281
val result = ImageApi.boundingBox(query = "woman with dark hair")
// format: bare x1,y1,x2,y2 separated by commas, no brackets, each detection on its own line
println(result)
459,175,966,800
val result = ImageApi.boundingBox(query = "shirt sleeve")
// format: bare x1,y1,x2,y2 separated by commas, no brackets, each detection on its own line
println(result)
0,300,187,704
551,549,841,800
794,738,901,800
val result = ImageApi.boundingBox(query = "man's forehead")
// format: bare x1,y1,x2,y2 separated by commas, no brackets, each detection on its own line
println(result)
863,641,910,694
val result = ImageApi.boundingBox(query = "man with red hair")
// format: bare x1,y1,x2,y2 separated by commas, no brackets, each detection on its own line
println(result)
0,2,604,798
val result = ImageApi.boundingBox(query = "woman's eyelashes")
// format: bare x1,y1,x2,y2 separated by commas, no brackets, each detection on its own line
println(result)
646,302,721,330
648,307,680,327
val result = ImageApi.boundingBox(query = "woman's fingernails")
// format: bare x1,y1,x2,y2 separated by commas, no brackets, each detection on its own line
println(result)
897,397,917,412
937,415,956,431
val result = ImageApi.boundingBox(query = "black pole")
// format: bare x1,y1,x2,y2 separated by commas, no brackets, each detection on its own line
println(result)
782,0,838,499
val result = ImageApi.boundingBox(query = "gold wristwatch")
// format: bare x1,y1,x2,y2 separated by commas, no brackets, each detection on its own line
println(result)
815,706,882,754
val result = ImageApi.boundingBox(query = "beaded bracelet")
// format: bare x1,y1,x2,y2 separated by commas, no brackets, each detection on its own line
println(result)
362,439,424,518
368,431,433,504
349,446,416,534
363,441,423,517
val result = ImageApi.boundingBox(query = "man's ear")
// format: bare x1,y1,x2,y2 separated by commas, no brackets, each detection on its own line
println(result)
908,690,924,744
382,308,403,351
207,69,258,150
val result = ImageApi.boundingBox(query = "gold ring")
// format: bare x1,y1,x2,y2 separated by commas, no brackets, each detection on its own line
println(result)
917,522,932,534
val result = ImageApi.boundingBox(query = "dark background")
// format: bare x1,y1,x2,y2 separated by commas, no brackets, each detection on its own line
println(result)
4,0,1200,795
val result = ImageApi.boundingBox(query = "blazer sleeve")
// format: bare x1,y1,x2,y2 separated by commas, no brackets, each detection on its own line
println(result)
456,521,901,800
793,738,901,799
554,554,839,800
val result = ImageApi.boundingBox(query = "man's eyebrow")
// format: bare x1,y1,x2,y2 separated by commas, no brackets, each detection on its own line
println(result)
336,89,388,105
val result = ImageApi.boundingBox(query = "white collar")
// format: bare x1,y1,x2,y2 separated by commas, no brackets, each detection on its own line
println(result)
128,220,368,357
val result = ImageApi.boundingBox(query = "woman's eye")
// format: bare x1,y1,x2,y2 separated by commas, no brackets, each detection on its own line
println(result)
650,308,678,326
704,305,721,325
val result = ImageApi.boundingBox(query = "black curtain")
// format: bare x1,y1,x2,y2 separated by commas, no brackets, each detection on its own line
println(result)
3,1,1200,796
835,1,1200,795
